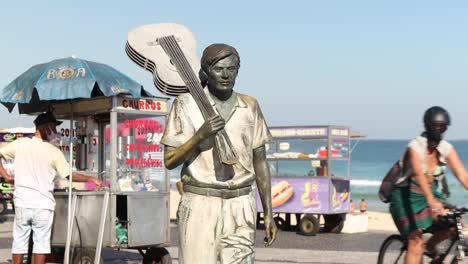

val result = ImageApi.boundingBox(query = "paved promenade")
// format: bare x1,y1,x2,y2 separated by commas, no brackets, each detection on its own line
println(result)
0,209,389,264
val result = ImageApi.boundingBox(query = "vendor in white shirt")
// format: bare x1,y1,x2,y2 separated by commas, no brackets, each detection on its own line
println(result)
0,111,102,264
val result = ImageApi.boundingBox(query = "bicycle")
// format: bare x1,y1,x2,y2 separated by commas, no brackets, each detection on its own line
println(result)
377,206,468,264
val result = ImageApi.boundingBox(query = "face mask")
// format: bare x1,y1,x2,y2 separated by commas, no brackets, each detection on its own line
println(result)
426,130,443,147
47,132,61,147
424,121,447,144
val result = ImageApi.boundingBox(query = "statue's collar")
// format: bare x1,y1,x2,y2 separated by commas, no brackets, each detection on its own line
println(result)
205,90,248,108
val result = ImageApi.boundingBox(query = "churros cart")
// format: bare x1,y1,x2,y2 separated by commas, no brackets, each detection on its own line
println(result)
257,125,363,236
48,95,171,263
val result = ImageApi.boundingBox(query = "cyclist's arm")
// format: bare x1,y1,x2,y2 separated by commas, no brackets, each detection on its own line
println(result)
446,148,468,189
408,149,441,209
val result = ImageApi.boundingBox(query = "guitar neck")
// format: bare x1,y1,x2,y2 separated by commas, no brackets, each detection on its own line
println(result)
158,36,215,120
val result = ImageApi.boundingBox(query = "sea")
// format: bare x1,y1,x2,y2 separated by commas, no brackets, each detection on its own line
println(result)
169,139,468,212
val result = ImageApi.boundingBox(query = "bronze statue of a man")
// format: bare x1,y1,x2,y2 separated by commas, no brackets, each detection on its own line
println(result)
161,43,277,264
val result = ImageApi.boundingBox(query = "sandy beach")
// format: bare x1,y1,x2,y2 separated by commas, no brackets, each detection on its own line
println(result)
168,190,399,233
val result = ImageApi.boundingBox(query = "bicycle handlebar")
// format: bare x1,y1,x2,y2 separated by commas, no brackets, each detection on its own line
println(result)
442,203,467,212
440,205,468,221
449,207,468,215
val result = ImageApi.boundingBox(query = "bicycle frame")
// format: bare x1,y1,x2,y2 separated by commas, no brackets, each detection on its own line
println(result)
449,211,466,263
378,207,467,264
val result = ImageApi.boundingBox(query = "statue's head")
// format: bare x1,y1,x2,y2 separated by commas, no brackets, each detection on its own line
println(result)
200,44,240,98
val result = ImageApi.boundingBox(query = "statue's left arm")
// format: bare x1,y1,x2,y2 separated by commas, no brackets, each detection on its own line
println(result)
254,145,277,247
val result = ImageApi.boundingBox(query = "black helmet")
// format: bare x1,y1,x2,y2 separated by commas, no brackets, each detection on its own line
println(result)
423,106,451,127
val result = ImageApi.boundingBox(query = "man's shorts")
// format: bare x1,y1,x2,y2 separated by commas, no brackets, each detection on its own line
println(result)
12,207,54,254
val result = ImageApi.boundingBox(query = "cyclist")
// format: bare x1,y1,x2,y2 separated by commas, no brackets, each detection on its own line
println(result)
389,106,468,263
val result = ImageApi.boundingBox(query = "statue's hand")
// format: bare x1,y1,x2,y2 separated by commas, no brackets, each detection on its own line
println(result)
263,213,277,247
197,115,225,140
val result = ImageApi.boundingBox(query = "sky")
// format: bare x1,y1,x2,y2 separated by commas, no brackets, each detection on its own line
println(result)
0,1,467,139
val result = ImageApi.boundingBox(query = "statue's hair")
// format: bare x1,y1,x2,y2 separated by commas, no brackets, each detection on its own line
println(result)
199,43,240,87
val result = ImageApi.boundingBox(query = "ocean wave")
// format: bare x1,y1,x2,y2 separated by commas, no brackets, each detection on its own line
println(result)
351,179,382,187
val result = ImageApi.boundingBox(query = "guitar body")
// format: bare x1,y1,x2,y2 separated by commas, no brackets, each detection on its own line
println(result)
127,23,200,95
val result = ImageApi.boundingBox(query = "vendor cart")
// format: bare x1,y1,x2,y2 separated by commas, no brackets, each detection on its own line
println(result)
46,95,171,263
257,125,364,236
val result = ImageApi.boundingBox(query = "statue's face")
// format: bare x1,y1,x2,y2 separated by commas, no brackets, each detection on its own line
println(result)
207,55,239,95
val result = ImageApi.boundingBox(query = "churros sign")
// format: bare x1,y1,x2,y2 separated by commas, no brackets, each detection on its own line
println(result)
116,98,167,113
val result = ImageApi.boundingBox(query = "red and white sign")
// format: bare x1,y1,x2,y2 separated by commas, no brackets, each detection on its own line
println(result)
116,98,167,113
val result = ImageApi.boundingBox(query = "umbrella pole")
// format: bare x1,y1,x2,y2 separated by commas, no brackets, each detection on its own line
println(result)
64,105,74,264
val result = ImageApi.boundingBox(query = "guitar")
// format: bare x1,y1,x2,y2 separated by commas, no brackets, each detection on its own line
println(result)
126,23,238,165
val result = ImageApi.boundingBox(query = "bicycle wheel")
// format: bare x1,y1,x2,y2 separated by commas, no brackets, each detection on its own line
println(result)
377,234,407,264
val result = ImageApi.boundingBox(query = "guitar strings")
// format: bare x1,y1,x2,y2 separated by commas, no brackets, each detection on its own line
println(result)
163,37,208,105
161,36,213,118
161,36,237,161
160,37,196,92
171,37,215,115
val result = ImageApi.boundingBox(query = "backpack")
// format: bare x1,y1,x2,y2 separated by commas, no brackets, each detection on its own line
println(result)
378,160,404,203
378,149,411,203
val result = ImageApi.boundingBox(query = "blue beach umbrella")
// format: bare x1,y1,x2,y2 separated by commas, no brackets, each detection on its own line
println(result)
0,56,151,113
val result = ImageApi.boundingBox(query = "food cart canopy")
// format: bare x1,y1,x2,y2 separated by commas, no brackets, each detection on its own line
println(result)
351,131,367,138
269,126,366,140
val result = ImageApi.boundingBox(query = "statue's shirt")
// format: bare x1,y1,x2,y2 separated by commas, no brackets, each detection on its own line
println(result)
161,89,272,189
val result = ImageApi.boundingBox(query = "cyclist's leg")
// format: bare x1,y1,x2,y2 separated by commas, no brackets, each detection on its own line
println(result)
426,227,456,253
406,229,425,264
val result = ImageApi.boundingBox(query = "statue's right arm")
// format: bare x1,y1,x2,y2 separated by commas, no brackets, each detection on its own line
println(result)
164,138,201,170
164,115,225,170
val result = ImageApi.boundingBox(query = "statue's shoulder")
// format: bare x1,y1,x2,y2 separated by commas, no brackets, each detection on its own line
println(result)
176,92,192,101
174,93,196,106
236,92,259,107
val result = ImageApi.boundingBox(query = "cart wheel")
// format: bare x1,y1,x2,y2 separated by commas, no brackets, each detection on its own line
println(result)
143,247,172,264
72,247,104,264
0,199,7,215
323,214,346,233
273,216,286,230
299,214,319,236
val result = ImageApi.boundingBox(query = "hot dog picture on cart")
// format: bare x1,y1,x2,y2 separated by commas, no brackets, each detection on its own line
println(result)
261,177,350,213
